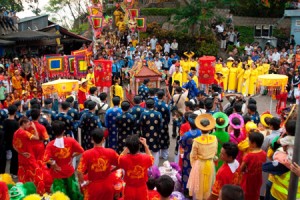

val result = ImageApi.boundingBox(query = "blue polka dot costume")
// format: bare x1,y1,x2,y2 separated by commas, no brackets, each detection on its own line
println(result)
116,112,135,154
67,108,80,121
155,99,171,150
138,84,149,101
105,106,122,151
179,129,202,190
129,105,145,135
79,111,102,150
139,109,163,152
55,113,75,137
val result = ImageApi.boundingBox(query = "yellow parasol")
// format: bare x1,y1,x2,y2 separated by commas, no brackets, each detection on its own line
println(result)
257,74,288,92
257,74,288,113
42,79,79,96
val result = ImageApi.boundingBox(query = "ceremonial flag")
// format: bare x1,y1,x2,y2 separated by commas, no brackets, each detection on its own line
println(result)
198,56,216,84
94,59,112,87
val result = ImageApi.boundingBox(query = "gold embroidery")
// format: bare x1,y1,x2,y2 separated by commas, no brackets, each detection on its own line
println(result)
91,158,108,172
54,147,71,159
127,165,144,179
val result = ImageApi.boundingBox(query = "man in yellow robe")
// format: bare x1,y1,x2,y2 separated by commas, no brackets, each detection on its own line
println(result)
12,70,23,97
172,65,182,86
86,66,95,90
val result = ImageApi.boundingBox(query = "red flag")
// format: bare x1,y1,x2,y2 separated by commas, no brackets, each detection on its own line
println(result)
94,60,112,87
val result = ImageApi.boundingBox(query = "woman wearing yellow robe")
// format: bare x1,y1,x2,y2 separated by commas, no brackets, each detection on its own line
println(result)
257,60,264,76
247,56,253,66
226,57,234,68
110,77,123,106
222,63,229,92
237,62,245,93
263,59,270,74
227,63,238,92
248,63,258,96
181,57,190,84
172,65,183,86
242,64,251,96
215,58,223,79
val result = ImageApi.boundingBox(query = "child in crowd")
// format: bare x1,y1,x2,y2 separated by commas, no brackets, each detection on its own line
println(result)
156,175,175,200
277,119,296,161
209,142,240,200
219,184,244,200
240,131,266,200
118,135,154,200
147,178,160,200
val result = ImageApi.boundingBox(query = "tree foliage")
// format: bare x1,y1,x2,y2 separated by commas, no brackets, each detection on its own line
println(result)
0,0,24,12
214,0,286,18
173,0,214,36
45,0,89,28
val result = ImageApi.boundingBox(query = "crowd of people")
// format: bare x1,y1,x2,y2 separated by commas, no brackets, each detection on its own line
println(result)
0,6,19,35
0,24,300,200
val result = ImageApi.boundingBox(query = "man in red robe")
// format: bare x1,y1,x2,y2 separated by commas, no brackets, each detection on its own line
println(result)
26,108,49,162
118,135,154,200
78,78,88,110
43,120,84,200
208,142,240,200
13,117,50,194
77,128,119,200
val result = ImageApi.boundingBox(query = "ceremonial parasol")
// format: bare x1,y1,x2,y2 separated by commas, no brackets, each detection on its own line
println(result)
42,79,79,96
257,74,288,112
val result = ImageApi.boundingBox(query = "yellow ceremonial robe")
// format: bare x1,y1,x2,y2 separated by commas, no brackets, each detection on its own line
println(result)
237,68,245,93
192,76,199,88
248,68,258,96
181,61,190,84
222,67,229,91
228,67,238,91
226,61,233,69
110,83,123,106
257,65,264,76
242,69,251,96
263,63,270,74
172,72,183,86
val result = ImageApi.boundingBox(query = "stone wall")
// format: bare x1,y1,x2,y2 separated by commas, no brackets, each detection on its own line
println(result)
141,16,170,24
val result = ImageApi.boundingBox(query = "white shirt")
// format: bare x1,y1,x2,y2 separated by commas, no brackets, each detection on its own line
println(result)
244,46,253,55
88,95,102,110
154,60,162,70
216,25,224,33
227,31,236,42
150,38,157,50
171,42,178,50
272,52,281,63
164,43,170,53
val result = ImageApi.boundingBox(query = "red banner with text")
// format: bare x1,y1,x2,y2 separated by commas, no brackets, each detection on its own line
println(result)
94,59,112,87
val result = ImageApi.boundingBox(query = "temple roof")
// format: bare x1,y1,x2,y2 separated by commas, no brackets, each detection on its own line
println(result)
131,60,162,78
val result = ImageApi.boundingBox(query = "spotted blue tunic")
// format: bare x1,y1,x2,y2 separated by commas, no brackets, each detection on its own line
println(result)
105,106,122,151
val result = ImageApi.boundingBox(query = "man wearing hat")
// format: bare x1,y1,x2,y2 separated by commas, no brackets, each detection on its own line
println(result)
11,69,23,97
212,112,230,171
116,101,134,154
155,90,170,160
140,98,163,166
129,95,145,135
79,101,102,150
86,66,95,90
187,113,217,200
78,78,88,111
8,57,21,77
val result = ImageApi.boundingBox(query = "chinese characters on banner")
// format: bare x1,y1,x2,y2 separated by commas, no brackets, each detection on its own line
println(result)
94,60,113,87
198,56,216,84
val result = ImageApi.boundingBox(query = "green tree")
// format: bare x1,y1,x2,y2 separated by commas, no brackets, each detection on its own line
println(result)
45,0,89,28
173,0,214,36
1,0,24,12
216,0,286,18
